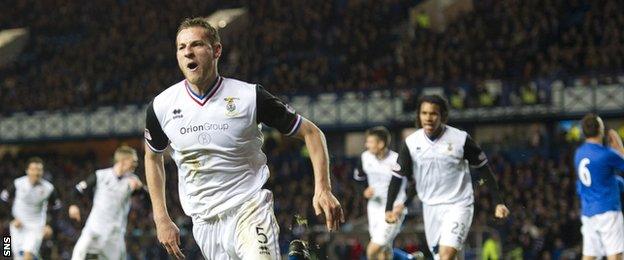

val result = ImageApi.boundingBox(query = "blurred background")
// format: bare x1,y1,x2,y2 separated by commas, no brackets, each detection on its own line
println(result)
1,0,623,259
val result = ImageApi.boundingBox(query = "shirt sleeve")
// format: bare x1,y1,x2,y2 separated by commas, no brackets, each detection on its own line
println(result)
608,149,624,171
0,182,15,203
145,101,169,153
353,158,367,181
395,141,413,177
48,187,62,211
70,174,97,205
464,135,488,168
256,85,302,136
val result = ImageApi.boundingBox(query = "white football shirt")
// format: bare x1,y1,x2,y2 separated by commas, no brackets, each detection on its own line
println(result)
397,125,488,206
75,168,138,234
1,176,60,227
145,76,302,221
355,150,406,206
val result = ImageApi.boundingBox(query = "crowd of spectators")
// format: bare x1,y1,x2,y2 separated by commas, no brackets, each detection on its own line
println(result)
399,0,624,108
2,0,623,114
2,126,614,259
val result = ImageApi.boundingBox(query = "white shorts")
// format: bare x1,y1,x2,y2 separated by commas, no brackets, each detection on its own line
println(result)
581,211,624,257
367,200,406,246
423,203,473,254
71,228,126,260
9,222,44,259
193,189,280,260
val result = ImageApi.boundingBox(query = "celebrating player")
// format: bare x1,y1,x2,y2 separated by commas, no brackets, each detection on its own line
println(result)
69,146,144,260
144,17,343,259
1,157,61,260
354,126,408,260
385,94,509,260
574,113,624,260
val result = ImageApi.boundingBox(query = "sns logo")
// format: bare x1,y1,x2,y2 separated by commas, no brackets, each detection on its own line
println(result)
224,97,239,117
3,236,10,257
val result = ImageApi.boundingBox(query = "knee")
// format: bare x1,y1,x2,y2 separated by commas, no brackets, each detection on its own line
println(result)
367,243,383,255
23,252,34,260
438,246,458,260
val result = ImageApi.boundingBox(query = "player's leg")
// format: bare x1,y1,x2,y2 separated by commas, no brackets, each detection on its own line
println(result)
599,211,624,260
422,204,443,259
367,242,392,260
71,230,98,260
393,248,424,260
438,246,458,260
20,225,44,260
438,204,473,260
100,232,126,260
580,215,604,259
10,223,25,259
288,239,311,260
192,218,231,260
366,201,386,259
372,206,407,260
232,189,280,260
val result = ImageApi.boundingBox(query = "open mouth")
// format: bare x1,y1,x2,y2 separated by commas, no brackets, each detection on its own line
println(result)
187,62,198,71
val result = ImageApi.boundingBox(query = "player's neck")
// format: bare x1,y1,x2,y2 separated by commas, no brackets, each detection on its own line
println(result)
188,73,219,97
375,149,389,160
113,164,125,177
585,136,603,145
425,125,445,141
27,177,40,185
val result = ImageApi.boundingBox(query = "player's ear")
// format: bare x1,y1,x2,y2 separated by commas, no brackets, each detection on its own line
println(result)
213,42,222,59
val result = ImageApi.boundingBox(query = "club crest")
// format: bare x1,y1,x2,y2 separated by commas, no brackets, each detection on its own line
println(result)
224,97,240,116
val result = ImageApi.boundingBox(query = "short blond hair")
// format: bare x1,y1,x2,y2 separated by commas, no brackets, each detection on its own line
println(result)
114,145,137,163
177,17,221,45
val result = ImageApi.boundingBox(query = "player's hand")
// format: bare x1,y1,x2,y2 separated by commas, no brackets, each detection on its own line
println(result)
312,189,345,232
363,186,375,199
392,204,405,217
128,177,143,191
43,225,53,239
155,218,185,259
385,211,397,224
494,204,510,219
69,204,81,222
607,129,623,149
10,219,22,229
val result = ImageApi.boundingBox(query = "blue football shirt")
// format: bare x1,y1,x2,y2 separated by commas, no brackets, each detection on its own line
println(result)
574,142,624,216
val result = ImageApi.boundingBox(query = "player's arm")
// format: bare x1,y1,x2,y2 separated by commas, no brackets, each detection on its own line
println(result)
256,85,344,231
464,135,509,218
0,182,16,206
607,129,624,156
616,175,624,193
385,141,415,223
44,187,62,238
353,157,373,199
144,101,184,259
68,174,96,222
1,182,22,228
605,129,624,172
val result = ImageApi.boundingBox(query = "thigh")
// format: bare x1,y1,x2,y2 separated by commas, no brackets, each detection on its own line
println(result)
367,201,384,239
193,220,231,260
100,233,126,260
10,224,25,259
423,204,443,253
581,215,604,257
371,208,406,246
598,212,624,256
438,204,473,251
20,225,43,256
233,189,280,260
72,230,99,260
